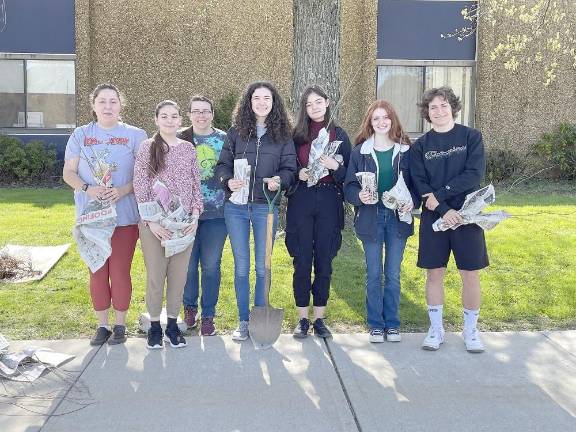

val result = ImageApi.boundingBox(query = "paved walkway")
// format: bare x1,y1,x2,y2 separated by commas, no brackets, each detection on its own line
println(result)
1,331,575,432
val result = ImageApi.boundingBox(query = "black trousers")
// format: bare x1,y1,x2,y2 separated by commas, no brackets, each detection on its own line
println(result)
285,182,344,307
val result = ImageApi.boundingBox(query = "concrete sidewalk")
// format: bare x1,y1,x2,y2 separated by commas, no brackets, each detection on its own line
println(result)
1,331,575,432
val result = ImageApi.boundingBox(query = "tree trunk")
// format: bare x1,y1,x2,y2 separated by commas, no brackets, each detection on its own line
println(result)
292,0,341,113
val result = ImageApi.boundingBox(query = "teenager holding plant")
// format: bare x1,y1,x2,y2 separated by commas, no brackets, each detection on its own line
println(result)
133,100,203,349
286,85,351,339
63,83,147,346
215,81,297,341
344,100,419,343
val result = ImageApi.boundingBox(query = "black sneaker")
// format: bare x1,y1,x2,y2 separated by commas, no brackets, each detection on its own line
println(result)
147,322,163,350
90,326,112,346
293,318,310,339
108,325,127,345
312,318,332,339
164,319,187,348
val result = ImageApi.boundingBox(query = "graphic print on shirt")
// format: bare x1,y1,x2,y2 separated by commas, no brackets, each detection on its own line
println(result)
193,132,226,218
86,148,118,184
425,145,467,160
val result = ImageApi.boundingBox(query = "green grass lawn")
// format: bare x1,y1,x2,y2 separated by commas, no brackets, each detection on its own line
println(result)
0,182,575,340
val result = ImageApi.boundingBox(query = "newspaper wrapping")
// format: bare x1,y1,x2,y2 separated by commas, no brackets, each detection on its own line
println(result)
230,158,251,205
432,184,511,231
381,172,415,224
306,127,343,187
138,179,195,258
355,171,379,204
72,162,117,273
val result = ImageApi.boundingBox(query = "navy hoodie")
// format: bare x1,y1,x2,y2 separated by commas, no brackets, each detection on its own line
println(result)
410,123,485,217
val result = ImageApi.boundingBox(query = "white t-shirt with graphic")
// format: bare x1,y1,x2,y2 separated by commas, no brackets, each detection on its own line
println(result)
65,122,148,226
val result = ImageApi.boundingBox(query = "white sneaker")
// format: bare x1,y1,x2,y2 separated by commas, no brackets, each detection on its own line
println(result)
463,327,485,353
232,321,249,341
385,328,402,342
422,326,444,351
369,329,385,343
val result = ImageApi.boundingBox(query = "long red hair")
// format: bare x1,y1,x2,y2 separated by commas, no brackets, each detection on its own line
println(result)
354,100,411,146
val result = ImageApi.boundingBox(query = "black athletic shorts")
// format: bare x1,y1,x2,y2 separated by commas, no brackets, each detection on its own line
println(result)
417,209,489,271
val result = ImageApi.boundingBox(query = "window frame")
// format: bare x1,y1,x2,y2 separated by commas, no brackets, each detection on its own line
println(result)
375,59,477,138
0,52,76,134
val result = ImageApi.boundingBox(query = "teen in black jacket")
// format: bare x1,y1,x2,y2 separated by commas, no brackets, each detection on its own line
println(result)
214,81,296,341
285,85,352,339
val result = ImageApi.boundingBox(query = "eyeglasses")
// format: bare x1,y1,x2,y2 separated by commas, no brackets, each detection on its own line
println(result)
190,110,213,116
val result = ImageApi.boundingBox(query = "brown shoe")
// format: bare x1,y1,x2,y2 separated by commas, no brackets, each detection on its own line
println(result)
184,306,198,329
200,317,216,336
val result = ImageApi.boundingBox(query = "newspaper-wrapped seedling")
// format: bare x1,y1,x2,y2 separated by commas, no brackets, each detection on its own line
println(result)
356,172,379,204
230,158,251,205
306,127,342,187
72,160,117,273
381,172,414,224
139,179,195,257
432,184,511,231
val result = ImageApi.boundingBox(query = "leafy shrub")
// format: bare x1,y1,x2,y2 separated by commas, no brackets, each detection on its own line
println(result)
0,135,57,184
213,91,239,132
534,122,576,180
485,146,527,184
25,140,57,179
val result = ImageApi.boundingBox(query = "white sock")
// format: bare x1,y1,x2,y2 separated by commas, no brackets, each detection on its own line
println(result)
99,325,111,331
427,305,444,331
463,308,480,332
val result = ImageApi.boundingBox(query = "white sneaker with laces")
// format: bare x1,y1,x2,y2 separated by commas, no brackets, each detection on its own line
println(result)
422,326,444,351
463,327,485,353
385,328,402,342
369,329,385,343
232,321,249,341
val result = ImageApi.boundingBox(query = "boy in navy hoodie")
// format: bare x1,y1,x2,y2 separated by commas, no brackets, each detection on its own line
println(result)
410,86,488,353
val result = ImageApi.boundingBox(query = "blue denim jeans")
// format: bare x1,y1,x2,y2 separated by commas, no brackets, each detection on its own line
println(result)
224,202,278,321
361,206,408,330
183,217,228,317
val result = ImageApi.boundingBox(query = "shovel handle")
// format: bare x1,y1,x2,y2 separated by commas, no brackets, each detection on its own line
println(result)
262,180,280,307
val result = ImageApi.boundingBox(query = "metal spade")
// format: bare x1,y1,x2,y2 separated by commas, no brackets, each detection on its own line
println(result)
249,179,284,349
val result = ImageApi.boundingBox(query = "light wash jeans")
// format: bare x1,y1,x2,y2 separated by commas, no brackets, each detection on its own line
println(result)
224,202,278,321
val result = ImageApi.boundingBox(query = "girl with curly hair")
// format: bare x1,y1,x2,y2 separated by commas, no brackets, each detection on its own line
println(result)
215,81,297,341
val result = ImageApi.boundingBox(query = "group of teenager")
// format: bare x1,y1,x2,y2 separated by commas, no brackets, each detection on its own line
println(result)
63,80,488,354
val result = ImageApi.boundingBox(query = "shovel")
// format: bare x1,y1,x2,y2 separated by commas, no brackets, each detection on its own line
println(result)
249,178,284,350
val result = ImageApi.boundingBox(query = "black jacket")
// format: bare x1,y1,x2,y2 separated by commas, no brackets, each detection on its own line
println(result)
410,123,485,217
344,137,420,242
215,126,297,204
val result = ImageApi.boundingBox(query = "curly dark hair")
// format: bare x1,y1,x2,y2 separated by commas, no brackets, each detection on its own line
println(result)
293,85,338,145
232,81,292,141
418,86,462,123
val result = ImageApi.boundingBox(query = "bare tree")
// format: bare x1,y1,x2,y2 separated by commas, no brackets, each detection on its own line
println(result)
292,0,341,112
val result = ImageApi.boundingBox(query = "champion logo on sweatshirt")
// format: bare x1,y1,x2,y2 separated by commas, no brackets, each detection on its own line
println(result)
425,145,467,160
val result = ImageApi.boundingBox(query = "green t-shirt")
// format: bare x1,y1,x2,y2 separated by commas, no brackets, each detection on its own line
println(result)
375,148,394,195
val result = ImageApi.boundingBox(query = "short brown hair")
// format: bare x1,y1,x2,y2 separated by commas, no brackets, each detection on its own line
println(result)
418,86,461,123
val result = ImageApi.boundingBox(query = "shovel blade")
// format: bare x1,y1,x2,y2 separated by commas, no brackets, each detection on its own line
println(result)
248,306,284,350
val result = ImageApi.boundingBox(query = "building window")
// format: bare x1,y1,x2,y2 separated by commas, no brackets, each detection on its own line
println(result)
377,62,475,135
0,58,75,129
